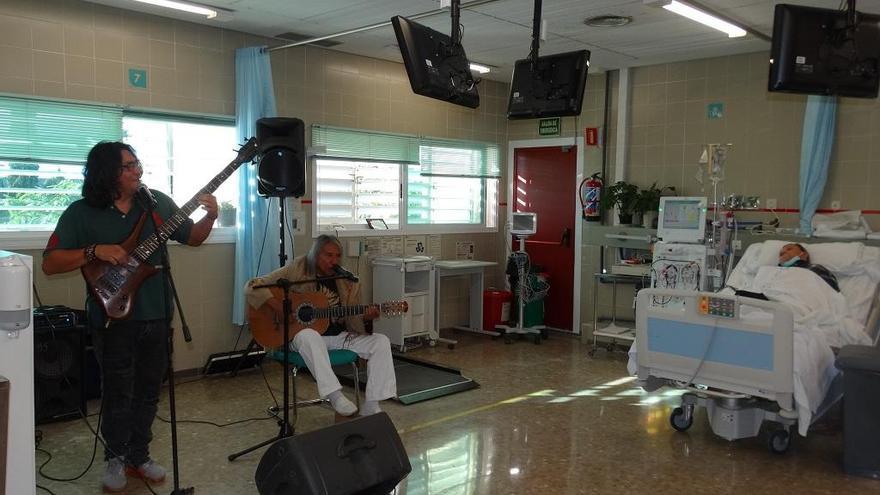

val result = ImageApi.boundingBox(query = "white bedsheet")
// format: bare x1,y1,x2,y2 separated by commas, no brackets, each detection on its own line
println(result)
743,266,869,435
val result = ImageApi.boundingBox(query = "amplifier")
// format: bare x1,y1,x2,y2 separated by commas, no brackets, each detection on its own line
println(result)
33,305,84,332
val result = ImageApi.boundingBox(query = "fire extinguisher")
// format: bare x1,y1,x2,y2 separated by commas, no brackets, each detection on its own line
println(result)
579,173,603,221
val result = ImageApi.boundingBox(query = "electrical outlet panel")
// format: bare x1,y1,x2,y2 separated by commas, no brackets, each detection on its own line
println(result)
292,211,305,234
831,200,841,210
766,198,777,209
733,240,742,251
347,240,362,257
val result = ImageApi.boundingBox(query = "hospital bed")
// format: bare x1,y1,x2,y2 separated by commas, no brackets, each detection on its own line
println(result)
631,240,880,453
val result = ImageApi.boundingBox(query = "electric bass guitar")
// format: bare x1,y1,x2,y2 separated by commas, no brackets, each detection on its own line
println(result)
249,288,408,348
82,138,260,320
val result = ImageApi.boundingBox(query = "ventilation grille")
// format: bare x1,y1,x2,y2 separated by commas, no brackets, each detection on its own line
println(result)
583,15,633,27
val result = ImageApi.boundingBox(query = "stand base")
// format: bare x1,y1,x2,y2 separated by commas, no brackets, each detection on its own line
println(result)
228,422,293,461
171,488,195,495
496,324,544,344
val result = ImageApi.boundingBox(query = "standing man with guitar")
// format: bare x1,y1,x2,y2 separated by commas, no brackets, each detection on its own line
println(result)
246,234,397,418
42,141,218,493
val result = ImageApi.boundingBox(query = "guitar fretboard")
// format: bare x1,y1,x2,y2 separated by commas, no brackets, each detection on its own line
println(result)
313,305,373,320
132,139,257,262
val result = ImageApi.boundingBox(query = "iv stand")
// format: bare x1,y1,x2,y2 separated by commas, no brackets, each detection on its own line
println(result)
495,235,544,344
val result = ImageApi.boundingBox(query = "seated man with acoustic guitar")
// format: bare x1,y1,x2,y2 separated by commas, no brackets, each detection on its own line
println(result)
246,234,397,418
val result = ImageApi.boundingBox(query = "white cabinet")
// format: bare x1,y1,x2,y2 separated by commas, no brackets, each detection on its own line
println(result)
372,256,435,351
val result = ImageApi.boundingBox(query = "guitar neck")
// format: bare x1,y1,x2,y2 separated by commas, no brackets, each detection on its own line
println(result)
132,159,242,262
314,305,373,320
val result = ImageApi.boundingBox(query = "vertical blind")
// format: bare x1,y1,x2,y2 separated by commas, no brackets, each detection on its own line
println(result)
0,96,123,163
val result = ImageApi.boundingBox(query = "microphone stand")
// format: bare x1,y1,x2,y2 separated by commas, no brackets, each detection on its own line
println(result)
142,194,193,495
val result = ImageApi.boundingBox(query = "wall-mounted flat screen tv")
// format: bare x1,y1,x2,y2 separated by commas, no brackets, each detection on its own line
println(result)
769,4,880,98
391,15,480,108
507,50,590,119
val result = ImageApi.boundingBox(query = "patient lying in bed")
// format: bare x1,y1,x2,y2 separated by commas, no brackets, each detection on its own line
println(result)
733,243,839,300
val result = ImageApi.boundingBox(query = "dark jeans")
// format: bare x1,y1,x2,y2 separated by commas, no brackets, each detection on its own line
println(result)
91,319,168,466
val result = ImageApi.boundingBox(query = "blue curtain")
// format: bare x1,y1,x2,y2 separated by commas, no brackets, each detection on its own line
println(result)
232,46,279,325
799,95,837,235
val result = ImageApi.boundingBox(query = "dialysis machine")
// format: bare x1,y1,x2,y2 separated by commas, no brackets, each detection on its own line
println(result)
651,197,709,307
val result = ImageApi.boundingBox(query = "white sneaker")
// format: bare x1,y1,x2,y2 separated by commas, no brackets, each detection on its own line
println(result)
329,394,358,416
126,458,166,483
102,457,127,493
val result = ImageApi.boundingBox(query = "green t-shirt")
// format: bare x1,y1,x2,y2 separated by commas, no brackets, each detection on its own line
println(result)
45,190,194,326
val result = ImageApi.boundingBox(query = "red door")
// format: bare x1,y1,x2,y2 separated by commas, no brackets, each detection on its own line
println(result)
513,146,577,331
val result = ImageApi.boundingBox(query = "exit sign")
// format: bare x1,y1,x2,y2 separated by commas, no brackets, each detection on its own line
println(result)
538,118,560,136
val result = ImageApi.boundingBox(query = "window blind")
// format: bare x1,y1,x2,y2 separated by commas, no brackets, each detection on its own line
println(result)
311,125,419,163
419,137,500,178
0,97,123,163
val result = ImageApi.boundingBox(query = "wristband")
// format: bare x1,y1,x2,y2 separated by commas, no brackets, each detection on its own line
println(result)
84,244,97,262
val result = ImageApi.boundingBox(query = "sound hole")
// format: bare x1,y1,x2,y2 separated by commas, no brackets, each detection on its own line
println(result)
296,304,315,324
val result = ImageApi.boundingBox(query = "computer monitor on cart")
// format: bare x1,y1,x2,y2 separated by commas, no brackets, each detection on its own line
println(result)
657,197,707,243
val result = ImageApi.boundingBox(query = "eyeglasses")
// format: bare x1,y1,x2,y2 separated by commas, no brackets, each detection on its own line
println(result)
120,160,143,172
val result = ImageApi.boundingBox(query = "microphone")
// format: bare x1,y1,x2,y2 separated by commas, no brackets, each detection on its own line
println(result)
137,183,157,208
333,265,359,283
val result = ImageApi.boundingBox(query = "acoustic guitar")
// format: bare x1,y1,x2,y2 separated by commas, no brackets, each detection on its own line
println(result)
249,287,408,348
82,138,259,320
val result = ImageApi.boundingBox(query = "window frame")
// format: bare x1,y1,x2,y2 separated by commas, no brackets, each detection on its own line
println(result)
311,157,499,238
0,101,239,249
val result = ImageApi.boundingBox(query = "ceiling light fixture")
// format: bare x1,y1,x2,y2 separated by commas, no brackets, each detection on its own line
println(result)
132,0,218,19
661,0,746,38
469,63,491,74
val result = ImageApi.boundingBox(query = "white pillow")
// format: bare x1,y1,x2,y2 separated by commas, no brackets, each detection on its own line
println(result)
756,240,864,273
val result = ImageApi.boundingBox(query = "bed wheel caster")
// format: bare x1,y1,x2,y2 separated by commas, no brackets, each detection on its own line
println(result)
428,339,437,347
447,343,455,350
504,336,513,344
533,334,542,344
768,429,791,454
670,407,693,432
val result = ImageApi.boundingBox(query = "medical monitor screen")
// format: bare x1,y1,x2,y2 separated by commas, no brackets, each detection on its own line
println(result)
511,212,537,236
391,15,480,109
769,4,880,98
657,197,707,243
507,50,590,119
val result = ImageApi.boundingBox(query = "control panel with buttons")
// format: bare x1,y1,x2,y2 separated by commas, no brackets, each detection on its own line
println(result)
698,295,737,318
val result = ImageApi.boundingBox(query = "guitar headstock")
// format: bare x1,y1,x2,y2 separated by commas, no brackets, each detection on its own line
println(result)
235,137,260,164
380,300,409,316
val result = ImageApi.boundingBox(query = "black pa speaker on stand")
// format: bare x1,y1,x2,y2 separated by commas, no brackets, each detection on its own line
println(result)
255,412,411,495
256,117,306,198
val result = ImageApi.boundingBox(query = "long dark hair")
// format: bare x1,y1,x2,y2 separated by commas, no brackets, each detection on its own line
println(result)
306,235,343,275
82,141,136,208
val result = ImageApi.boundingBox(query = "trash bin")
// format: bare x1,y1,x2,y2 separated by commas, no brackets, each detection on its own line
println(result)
483,290,512,331
511,273,548,328
835,345,880,479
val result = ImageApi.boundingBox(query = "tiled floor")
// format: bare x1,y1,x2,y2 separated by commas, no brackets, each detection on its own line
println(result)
35,331,877,494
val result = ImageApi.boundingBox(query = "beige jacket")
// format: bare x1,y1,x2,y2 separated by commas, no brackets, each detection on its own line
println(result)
244,255,367,335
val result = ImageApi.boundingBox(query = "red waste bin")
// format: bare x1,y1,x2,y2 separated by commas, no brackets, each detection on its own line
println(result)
483,290,512,331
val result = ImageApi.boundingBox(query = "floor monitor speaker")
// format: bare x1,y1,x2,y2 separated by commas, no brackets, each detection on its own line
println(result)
255,412,411,495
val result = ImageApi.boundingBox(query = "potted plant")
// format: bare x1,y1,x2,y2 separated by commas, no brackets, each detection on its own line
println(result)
636,182,676,228
599,181,640,224
218,201,237,227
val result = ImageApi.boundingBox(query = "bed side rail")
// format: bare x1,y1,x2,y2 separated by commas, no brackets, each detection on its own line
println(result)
635,289,795,410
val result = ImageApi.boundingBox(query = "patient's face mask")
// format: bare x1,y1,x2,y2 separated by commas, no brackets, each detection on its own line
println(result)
780,255,801,267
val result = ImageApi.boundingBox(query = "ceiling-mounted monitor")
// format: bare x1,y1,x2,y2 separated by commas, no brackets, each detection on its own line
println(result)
507,50,590,120
769,4,880,98
391,15,480,109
